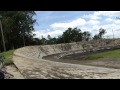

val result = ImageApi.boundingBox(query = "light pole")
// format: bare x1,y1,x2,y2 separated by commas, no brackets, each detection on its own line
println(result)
0,15,6,52
111,29,115,46
112,29,114,40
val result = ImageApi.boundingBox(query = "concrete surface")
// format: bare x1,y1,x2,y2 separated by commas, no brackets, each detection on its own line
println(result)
13,40,120,79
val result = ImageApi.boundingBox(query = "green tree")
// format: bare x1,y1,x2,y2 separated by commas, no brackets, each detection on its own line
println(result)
82,31,91,41
56,35,64,44
93,34,100,40
99,28,106,39
41,36,47,45
62,27,83,43
47,34,51,40
0,11,36,51
93,28,106,40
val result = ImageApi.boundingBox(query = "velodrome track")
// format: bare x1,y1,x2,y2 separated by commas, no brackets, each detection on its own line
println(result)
13,41,120,79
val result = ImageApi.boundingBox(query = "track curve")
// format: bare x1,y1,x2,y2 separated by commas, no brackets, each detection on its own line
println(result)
13,41,120,79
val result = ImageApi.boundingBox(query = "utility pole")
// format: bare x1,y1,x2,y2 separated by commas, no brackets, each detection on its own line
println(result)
112,29,114,40
112,29,115,46
0,16,6,52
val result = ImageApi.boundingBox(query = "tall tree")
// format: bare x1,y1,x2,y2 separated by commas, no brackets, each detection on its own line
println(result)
0,11,36,51
41,35,47,45
99,28,106,39
93,28,106,40
82,31,91,41
62,27,83,43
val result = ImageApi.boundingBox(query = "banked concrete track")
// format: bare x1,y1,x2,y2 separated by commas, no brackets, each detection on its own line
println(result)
13,41,120,79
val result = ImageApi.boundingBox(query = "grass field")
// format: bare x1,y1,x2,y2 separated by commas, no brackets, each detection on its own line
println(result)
85,49,120,60
0,50,14,65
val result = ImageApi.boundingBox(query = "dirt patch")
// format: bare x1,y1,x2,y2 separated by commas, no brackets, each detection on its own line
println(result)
43,49,120,69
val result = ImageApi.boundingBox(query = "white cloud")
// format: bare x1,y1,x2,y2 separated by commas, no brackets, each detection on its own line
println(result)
92,23,120,38
87,20,100,25
33,29,63,39
34,11,120,39
92,25,100,30
33,30,46,38
114,20,120,24
105,18,113,22
94,11,120,17
83,14,101,20
50,18,86,30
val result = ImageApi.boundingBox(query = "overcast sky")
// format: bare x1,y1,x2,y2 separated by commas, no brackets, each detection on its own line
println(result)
33,11,120,39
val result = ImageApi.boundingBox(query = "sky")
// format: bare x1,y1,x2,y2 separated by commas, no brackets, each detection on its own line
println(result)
33,11,120,39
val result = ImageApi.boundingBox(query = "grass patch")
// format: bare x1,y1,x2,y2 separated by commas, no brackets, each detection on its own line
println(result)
0,50,14,65
85,49,120,60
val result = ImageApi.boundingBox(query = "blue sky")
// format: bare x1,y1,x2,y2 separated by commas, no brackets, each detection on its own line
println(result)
33,11,120,39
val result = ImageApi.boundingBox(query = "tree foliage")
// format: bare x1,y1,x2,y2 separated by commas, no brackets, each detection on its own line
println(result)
0,11,104,52
41,27,92,45
0,11,36,51
93,28,106,40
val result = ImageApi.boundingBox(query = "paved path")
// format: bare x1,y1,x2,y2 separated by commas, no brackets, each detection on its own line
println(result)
13,55,120,79
6,65,24,79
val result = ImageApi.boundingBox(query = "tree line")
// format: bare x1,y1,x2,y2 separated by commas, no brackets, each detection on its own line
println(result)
37,27,106,45
0,11,36,52
0,11,106,52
